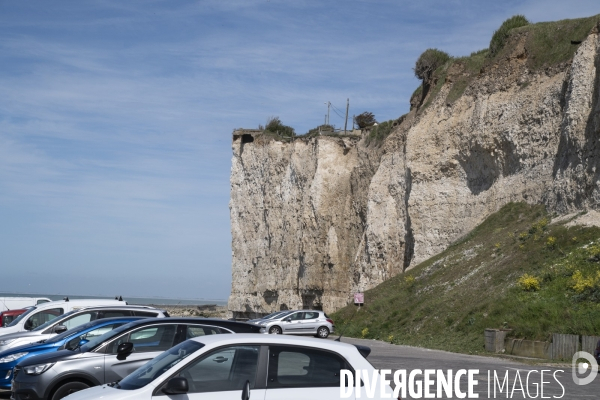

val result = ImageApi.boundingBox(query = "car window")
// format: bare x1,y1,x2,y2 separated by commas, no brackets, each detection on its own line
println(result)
288,312,304,321
27,308,64,330
64,323,120,350
132,311,158,317
7,307,36,327
304,312,319,319
186,326,221,339
174,345,260,393
63,311,99,329
106,325,177,354
101,310,132,318
267,346,348,388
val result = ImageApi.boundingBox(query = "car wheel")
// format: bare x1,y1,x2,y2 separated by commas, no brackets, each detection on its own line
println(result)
269,326,282,334
51,382,90,400
316,326,330,339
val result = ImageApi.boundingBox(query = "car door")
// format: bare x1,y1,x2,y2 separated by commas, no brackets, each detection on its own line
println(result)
264,345,353,400
153,345,265,400
103,324,178,383
281,312,304,333
300,311,320,334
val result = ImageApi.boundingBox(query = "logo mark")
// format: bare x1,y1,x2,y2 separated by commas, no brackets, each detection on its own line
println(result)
572,351,598,385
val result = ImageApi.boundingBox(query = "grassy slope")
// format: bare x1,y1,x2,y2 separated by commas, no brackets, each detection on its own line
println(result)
332,203,600,355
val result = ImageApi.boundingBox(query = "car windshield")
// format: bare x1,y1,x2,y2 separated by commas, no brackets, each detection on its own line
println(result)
273,311,292,319
118,340,204,390
79,322,135,352
263,311,289,320
32,310,77,332
45,320,98,344
7,307,36,327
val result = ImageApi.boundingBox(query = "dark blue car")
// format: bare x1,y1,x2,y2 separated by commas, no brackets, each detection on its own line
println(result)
0,317,142,389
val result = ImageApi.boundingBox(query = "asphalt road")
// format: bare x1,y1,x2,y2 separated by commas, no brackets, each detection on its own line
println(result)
1,337,596,400
335,336,597,399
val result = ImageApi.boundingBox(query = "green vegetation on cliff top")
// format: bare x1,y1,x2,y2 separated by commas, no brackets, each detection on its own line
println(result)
332,203,600,355
418,14,599,108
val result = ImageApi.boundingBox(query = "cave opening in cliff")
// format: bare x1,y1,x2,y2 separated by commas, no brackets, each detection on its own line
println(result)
241,134,254,144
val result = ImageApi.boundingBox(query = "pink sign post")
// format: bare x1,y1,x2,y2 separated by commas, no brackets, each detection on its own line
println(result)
354,292,364,305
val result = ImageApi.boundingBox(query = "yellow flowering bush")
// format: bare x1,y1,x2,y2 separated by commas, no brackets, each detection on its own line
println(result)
518,274,540,291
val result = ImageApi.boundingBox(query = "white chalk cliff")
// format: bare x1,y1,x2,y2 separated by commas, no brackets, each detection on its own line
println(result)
229,22,600,317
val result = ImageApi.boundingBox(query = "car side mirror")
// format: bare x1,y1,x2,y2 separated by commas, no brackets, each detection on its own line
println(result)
162,377,189,395
116,342,134,360
241,380,250,400
53,325,68,334
79,338,89,347
24,320,33,330
284,318,291,322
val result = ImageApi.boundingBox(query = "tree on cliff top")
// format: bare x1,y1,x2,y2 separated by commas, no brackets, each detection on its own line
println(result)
488,15,530,57
354,112,377,129
413,48,451,82
264,116,295,137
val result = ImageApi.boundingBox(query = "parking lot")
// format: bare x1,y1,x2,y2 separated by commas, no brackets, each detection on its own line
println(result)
1,332,596,399
336,336,595,399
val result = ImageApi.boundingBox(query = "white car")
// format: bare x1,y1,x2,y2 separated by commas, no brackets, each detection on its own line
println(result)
60,334,394,400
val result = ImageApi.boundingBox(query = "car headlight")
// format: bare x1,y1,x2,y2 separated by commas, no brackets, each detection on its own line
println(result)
259,321,267,326
0,352,28,363
23,363,54,375
0,339,15,346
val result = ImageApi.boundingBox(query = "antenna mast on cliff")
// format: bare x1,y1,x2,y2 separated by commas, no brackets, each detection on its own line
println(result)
324,101,331,125
344,98,349,134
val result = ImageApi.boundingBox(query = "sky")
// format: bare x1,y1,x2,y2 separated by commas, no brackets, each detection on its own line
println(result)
1,1,598,302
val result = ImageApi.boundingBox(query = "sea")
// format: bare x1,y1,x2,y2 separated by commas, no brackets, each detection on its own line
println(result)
0,292,227,306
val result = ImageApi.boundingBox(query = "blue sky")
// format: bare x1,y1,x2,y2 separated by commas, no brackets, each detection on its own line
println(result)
1,1,598,301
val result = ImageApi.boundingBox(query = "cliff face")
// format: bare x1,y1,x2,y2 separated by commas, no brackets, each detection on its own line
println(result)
229,23,600,317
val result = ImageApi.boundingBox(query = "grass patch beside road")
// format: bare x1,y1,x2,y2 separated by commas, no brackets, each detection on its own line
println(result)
332,203,600,355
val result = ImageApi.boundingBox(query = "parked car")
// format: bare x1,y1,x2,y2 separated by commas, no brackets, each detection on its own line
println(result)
46,334,390,400
0,305,168,352
0,297,51,312
12,318,264,400
258,310,335,338
0,309,28,328
247,310,292,324
0,298,128,336
0,316,143,390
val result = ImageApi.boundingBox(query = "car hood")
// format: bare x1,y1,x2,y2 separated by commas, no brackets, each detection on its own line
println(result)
1,339,61,356
17,348,91,367
60,385,146,400
0,331,45,341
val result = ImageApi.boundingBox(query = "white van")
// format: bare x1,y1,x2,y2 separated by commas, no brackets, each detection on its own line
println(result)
0,297,52,311
0,298,126,336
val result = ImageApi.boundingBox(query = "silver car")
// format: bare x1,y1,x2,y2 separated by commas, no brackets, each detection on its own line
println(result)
258,310,334,338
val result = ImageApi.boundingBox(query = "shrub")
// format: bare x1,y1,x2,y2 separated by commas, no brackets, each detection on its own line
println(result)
546,236,557,249
361,327,369,338
489,15,530,57
354,112,376,129
414,48,451,81
365,120,394,146
571,270,598,293
518,274,540,291
264,116,295,137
